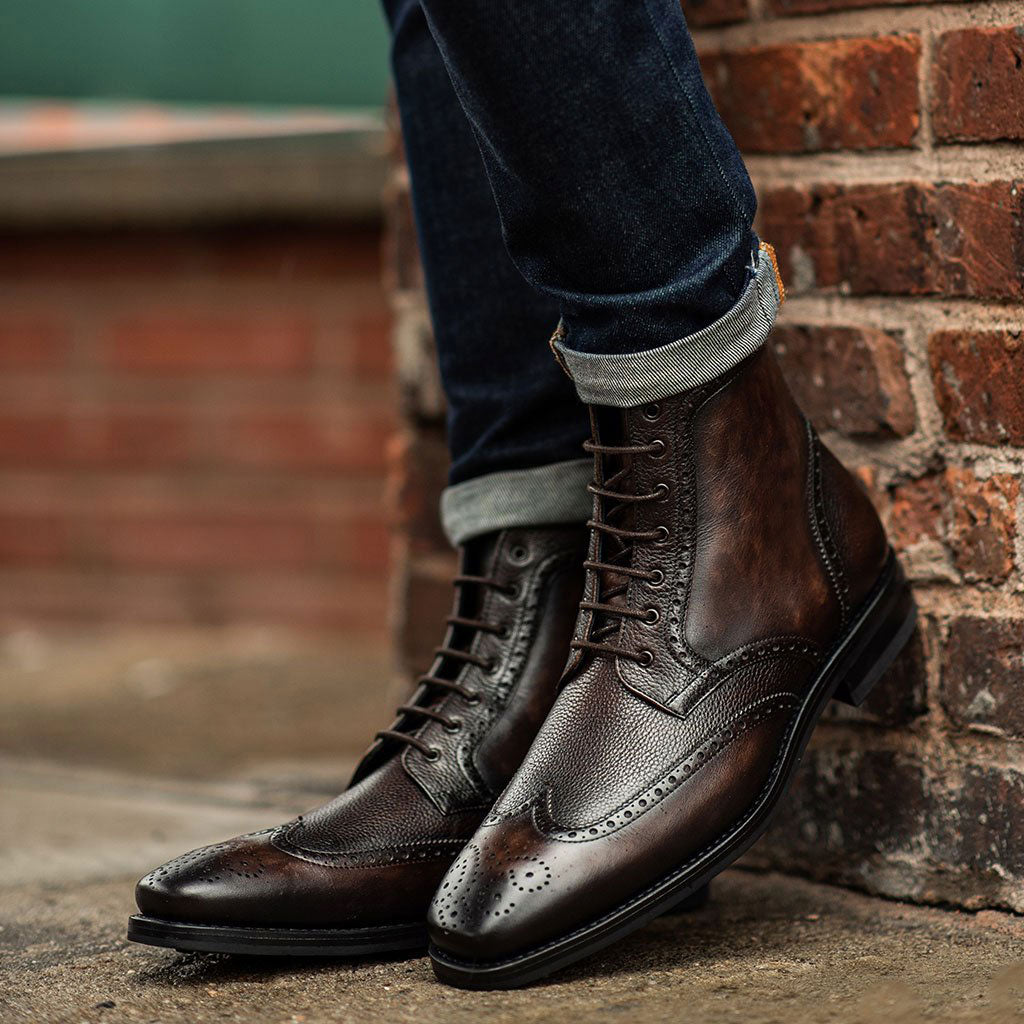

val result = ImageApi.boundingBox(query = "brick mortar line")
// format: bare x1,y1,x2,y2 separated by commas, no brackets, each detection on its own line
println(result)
779,293,1024,330
827,428,1024,509
747,146,1024,186
894,317,948,465
692,0,1022,49
780,295,1022,474
910,583,1024,615
810,720,1024,776
917,19,936,155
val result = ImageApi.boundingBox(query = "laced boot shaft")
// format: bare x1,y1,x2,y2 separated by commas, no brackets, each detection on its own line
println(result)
428,345,913,987
376,565,517,761
571,406,674,668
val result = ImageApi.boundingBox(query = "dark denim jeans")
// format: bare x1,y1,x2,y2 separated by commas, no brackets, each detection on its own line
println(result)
380,0,764,540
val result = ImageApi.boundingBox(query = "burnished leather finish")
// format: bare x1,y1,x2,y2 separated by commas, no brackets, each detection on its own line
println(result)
428,346,914,987
129,525,588,954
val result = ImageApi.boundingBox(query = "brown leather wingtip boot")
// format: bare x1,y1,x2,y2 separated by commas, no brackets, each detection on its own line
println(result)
427,345,916,988
128,525,590,956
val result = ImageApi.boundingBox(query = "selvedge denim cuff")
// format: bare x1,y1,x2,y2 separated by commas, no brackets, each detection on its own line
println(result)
441,458,593,546
550,242,784,407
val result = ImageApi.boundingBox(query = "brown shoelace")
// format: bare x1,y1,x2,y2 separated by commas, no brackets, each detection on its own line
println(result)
376,573,513,759
571,437,665,666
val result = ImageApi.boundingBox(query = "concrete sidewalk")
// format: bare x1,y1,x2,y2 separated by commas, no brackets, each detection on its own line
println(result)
2,628,1023,1023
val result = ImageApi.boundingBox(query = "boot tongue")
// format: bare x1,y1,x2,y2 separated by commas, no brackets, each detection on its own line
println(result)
589,408,637,643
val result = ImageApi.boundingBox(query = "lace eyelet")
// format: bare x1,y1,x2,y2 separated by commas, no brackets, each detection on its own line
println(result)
497,626,510,640
425,748,442,762
485,659,498,674
642,402,661,421
653,483,669,500
638,650,655,668
649,438,667,458
444,718,463,734
643,607,661,625
647,569,665,587
653,525,670,543
508,543,530,565
464,691,482,705
505,582,522,600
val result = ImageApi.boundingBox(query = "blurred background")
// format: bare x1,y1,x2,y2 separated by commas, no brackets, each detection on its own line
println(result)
0,2,407,786
4,2,1024,1019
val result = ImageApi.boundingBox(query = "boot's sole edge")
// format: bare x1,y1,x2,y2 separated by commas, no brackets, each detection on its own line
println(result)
126,914,426,957
429,550,916,989
126,882,712,957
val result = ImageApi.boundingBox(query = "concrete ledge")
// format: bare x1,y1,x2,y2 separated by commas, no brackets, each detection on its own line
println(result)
0,103,389,227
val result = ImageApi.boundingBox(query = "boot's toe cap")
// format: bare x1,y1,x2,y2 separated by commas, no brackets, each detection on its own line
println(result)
426,820,571,963
134,829,290,925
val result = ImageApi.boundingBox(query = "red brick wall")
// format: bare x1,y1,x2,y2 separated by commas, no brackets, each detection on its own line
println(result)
688,1,1024,909
387,3,1024,910
0,224,395,630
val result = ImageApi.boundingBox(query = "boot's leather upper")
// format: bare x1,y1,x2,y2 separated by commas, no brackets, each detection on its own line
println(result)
428,346,888,960
135,525,586,929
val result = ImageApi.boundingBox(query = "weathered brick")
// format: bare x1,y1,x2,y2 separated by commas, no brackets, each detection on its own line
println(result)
773,324,915,437
321,517,393,574
682,0,748,28
946,467,1019,583
0,318,70,369
211,573,390,631
215,410,393,473
883,467,1018,582
927,763,1024,905
885,472,946,553
395,555,458,678
702,36,920,153
389,425,451,556
0,514,70,565
109,314,314,374
762,182,1024,300
942,616,1024,739
757,744,1024,909
348,309,395,378
0,413,72,465
76,411,194,468
95,515,315,570
932,27,1024,144
929,330,1024,446
760,747,930,879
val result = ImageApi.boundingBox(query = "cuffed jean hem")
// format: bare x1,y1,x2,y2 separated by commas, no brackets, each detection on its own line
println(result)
440,458,593,546
550,242,784,407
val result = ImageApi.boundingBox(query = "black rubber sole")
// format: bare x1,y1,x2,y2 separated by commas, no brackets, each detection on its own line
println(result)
430,551,916,989
126,915,426,957
126,882,712,957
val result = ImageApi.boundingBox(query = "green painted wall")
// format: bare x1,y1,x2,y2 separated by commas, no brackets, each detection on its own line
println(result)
0,1,391,108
